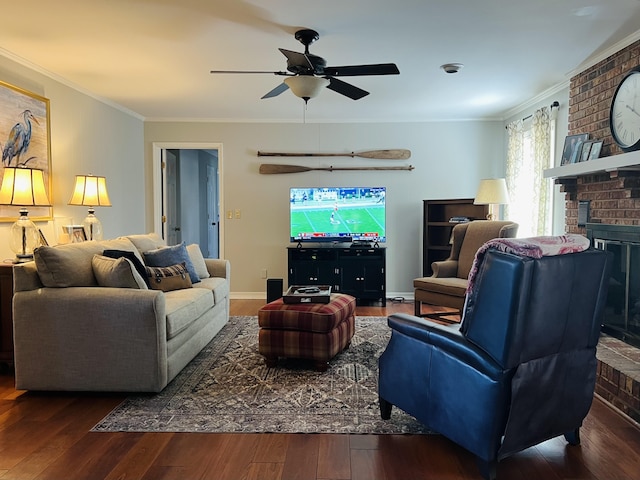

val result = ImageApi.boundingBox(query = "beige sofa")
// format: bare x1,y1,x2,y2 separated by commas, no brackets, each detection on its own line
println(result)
12,233,230,393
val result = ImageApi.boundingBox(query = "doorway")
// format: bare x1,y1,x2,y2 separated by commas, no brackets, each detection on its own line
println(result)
152,143,223,259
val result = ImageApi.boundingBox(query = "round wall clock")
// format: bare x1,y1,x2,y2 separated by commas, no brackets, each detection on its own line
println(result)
610,65,640,152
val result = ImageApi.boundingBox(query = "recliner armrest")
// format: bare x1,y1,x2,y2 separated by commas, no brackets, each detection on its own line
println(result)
431,260,458,278
387,313,502,377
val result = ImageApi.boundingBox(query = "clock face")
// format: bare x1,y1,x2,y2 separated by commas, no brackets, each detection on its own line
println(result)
610,67,640,152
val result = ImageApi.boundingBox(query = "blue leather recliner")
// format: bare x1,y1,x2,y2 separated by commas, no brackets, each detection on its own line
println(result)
379,246,611,480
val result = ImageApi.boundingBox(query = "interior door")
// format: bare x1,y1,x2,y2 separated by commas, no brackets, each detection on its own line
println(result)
206,162,219,258
164,150,181,245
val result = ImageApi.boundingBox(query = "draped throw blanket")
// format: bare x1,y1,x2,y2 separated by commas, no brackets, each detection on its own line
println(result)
466,234,591,295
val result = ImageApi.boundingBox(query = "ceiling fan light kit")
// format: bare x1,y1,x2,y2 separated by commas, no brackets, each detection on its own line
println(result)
210,28,399,104
284,75,330,102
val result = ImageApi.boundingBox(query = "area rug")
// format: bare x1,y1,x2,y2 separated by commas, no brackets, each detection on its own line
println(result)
92,315,430,434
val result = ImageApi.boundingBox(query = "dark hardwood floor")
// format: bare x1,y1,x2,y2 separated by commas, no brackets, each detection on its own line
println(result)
1,299,639,480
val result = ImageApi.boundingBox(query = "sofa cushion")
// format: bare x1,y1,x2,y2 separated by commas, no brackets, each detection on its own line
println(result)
144,242,200,284
92,255,148,289
194,277,229,305
146,263,193,292
35,242,104,287
164,287,215,339
33,238,149,288
186,244,210,279
125,233,166,255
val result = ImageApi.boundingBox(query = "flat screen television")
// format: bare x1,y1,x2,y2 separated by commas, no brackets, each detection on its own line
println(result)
290,187,386,244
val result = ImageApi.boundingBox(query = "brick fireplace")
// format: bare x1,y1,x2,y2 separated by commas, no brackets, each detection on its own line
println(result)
553,40,640,423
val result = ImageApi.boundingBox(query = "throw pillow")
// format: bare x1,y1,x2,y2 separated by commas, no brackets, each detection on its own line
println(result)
146,262,193,292
102,249,151,288
92,255,148,289
143,242,200,284
186,244,210,279
34,242,105,287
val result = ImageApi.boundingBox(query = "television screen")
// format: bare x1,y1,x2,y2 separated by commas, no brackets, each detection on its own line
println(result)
290,187,386,243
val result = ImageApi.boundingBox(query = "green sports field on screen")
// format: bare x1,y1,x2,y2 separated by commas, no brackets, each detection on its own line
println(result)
290,187,386,242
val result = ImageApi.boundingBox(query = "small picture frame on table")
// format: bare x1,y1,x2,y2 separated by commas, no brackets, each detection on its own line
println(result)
38,229,49,247
64,225,87,243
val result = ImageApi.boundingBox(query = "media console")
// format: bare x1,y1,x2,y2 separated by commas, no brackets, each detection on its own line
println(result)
287,245,386,306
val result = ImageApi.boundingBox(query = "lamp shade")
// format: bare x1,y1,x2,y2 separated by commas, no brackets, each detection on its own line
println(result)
0,167,50,206
68,175,112,207
474,178,510,205
284,75,329,100
0,167,51,262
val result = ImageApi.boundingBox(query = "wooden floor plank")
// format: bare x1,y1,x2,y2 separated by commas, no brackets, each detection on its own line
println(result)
103,432,173,480
317,434,351,480
281,434,320,480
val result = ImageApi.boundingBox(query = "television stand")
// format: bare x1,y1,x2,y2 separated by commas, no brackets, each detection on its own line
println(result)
287,245,386,305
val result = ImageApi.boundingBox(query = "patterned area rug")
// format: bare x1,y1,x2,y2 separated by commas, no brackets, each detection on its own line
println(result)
92,315,430,434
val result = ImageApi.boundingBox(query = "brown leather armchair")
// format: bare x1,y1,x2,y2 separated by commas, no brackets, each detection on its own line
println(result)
414,220,518,318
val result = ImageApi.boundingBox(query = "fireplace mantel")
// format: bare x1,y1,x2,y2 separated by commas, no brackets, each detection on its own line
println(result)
544,150,640,179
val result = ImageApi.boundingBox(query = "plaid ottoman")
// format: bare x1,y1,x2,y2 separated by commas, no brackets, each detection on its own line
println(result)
258,293,356,371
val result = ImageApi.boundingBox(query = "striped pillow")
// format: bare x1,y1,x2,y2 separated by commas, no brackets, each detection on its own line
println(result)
146,262,192,292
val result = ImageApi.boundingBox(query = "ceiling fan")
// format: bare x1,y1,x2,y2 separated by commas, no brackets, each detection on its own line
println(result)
210,29,400,103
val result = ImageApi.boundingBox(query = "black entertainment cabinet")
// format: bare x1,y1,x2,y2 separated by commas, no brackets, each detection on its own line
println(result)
287,245,386,305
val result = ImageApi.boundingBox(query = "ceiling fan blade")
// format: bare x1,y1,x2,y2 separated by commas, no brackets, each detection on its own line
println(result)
326,77,369,100
210,70,289,75
324,63,400,77
261,82,290,99
279,48,314,69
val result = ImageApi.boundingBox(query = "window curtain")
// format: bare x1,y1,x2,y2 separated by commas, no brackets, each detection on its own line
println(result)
505,106,553,236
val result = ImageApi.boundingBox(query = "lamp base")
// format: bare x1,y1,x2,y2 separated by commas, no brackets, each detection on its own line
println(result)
13,253,34,264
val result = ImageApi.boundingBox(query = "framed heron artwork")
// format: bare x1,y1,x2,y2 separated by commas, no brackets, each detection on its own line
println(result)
0,80,53,221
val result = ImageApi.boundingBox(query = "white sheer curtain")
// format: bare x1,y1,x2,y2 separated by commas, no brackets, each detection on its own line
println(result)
505,106,554,237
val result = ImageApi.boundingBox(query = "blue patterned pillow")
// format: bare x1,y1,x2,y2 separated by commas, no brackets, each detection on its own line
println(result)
143,242,200,283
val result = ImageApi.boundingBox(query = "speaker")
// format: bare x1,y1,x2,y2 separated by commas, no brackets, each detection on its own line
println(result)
266,278,283,303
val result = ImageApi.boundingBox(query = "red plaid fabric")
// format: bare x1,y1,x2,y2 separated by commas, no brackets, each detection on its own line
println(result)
257,293,356,364
258,293,356,333
258,315,355,363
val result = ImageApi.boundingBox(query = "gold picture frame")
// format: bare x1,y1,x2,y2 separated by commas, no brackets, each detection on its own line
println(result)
0,80,53,221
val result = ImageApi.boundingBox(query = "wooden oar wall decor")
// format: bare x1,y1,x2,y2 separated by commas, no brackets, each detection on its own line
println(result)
257,148,411,160
259,164,414,174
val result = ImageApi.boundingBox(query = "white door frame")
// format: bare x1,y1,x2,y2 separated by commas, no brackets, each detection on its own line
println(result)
152,142,224,258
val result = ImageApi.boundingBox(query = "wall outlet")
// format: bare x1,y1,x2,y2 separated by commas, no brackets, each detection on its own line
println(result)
261,268,267,279
235,209,241,219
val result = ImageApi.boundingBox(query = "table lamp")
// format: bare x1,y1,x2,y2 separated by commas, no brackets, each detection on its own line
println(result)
68,174,111,240
474,178,510,220
0,167,51,262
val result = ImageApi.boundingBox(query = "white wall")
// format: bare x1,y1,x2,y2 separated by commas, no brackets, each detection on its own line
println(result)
0,55,145,261
144,120,504,298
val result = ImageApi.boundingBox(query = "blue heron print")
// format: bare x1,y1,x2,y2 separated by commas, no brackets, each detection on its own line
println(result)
2,109,40,167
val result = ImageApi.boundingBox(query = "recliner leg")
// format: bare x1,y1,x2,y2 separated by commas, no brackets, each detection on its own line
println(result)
564,428,581,445
476,458,497,480
379,396,392,420
414,300,421,316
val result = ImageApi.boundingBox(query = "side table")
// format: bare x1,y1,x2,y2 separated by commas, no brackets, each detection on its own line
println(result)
0,263,14,368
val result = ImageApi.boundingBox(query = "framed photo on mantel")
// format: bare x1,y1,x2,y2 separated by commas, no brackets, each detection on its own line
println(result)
561,133,589,166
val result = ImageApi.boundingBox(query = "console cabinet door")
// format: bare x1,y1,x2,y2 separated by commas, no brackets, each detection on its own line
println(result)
288,248,338,288
338,249,386,305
